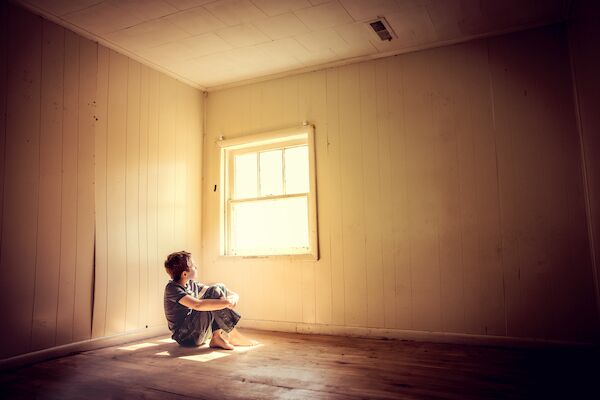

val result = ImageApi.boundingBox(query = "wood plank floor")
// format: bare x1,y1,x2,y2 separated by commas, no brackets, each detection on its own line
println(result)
0,329,598,399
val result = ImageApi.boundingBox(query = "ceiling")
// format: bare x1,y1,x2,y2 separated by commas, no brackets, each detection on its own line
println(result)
17,0,570,91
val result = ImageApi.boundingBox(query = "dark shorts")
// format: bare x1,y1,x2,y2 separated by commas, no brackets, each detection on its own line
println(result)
172,284,241,346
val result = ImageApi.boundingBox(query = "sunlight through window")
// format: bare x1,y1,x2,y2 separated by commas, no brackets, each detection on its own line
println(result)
219,125,318,258
179,352,231,362
118,342,159,351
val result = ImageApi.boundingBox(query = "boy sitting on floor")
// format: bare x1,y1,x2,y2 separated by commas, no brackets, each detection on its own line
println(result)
163,250,257,350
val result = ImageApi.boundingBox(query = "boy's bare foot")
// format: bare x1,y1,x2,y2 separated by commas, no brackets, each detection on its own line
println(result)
209,330,234,350
228,329,259,346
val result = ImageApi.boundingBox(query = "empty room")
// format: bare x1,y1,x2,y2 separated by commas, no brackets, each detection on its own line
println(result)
1,0,599,398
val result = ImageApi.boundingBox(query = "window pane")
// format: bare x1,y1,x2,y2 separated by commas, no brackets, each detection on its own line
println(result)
284,146,309,194
259,149,283,196
234,152,257,199
231,196,309,254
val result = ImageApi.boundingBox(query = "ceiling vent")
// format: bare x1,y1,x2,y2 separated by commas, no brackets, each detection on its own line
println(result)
367,17,396,42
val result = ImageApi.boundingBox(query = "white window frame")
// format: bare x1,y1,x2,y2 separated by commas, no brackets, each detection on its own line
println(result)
217,124,319,259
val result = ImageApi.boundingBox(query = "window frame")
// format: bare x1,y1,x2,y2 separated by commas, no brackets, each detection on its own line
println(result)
217,124,319,260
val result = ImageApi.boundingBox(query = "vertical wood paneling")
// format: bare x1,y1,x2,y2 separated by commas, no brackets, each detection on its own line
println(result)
174,81,187,251
375,57,395,329
297,74,316,325
325,68,345,326
146,69,160,326
0,3,204,358
73,36,96,342
431,46,466,334
56,30,79,346
138,65,150,329
1,4,41,358
360,61,385,328
468,41,506,336
105,50,128,336
31,20,64,351
156,74,176,323
0,2,6,274
569,0,600,335
388,56,412,330
338,64,367,327
204,24,597,342
125,59,141,332
403,51,442,332
92,45,109,339
312,70,333,326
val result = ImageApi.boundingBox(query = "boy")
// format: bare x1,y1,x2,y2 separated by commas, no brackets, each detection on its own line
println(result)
163,251,257,349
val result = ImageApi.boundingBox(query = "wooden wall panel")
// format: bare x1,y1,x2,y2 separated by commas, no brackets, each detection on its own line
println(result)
338,64,367,327
137,65,150,329
55,30,79,346
359,61,385,329
92,59,204,335
0,4,41,358
73,36,96,343
92,45,109,339
569,0,600,340
125,59,141,332
388,56,412,330
374,58,396,329
105,50,128,336
0,3,204,359
204,25,600,342
0,2,6,280
145,68,160,327
31,20,64,351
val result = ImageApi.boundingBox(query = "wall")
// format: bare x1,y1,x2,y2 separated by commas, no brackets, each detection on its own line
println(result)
569,0,600,328
203,25,600,343
0,3,203,359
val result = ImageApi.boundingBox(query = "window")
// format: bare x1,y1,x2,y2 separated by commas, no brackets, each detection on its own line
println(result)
218,125,318,259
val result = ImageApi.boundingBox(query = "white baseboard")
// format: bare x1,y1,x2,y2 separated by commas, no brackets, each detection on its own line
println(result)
238,319,596,349
0,326,171,372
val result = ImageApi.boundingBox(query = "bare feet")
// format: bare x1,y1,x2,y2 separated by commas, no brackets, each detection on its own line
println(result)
209,330,234,350
228,329,259,346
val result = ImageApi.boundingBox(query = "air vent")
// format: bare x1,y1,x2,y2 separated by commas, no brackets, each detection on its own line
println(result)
367,17,396,42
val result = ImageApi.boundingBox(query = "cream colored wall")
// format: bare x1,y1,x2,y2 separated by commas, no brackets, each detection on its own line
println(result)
92,46,203,339
0,3,203,359
569,0,600,330
203,25,600,343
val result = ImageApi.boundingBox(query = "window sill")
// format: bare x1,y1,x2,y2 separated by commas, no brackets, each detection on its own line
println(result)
218,253,318,262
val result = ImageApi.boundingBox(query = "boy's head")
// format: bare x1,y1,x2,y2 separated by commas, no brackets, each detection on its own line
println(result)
164,251,194,281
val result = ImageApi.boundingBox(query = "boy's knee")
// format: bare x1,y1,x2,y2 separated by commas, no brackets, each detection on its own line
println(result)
204,285,225,299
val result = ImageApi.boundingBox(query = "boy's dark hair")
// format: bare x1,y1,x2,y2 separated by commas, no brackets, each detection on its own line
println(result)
164,251,192,281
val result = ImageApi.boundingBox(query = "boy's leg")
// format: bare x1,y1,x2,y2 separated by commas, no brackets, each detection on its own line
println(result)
203,284,241,333
173,310,213,346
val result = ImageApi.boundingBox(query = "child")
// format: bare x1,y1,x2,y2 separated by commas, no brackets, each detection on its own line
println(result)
163,251,257,349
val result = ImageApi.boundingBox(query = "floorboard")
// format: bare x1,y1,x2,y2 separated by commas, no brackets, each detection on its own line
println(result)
1,329,597,399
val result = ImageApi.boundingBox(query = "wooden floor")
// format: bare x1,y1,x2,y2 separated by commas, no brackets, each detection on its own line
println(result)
0,329,597,399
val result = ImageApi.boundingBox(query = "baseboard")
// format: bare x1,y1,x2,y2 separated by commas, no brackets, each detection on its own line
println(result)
0,326,171,372
238,319,597,349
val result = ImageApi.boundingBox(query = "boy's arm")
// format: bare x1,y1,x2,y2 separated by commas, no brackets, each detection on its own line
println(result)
179,294,235,311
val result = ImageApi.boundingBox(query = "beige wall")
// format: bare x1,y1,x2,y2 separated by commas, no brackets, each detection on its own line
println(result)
0,3,203,359
569,0,600,330
204,25,600,343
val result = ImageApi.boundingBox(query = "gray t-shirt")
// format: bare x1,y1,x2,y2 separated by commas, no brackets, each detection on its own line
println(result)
163,280,205,332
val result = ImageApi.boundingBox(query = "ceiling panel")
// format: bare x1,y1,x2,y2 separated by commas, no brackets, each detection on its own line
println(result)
252,12,310,40
17,0,569,90
164,6,227,35
203,0,268,26
216,23,271,47
251,0,312,17
294,1,353,30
